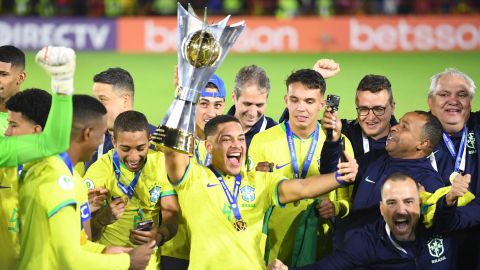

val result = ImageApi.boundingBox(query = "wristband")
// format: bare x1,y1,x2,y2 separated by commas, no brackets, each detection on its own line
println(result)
335,171,348,187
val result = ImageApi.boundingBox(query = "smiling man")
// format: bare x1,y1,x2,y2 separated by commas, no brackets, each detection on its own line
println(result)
227,65,277,150
333,111,446,245
85,111,179,270
427,68,479,190
426,68,480,269
82,68,156,174
157,114,358,269
159,74,227,270
340,74,397,158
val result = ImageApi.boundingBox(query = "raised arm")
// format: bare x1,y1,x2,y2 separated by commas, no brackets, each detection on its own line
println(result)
0,46,75,167
163,147,190,184
278,153,357,205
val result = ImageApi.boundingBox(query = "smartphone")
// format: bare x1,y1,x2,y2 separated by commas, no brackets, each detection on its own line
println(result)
136,219,154,231
326,94,340,112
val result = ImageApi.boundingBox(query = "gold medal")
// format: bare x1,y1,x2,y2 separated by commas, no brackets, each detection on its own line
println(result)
233,219,247,232
449,171,460,184
122,196,129,205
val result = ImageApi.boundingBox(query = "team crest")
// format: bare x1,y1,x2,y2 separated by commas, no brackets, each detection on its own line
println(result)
84,179,95,190
57,176,74,190
149,186,161,203
427,237,444,258
240,185,255,203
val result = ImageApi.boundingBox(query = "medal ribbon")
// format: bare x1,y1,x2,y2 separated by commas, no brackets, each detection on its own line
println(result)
17,165,23,177
442,126,467,172
209,166,243,221
195,144,211,166
59,152,73,174
113,151,142,199
285,121,319,179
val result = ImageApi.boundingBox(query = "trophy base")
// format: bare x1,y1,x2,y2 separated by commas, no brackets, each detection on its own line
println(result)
152,125,195,156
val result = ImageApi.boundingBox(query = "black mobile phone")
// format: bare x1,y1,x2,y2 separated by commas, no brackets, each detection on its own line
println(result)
136,219,154,231
326,94,340,112
326,94,341,141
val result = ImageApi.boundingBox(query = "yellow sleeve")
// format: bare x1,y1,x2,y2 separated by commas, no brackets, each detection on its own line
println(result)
39,173,77,219
82,240,106,253
49,205,130,270
420,187,475,228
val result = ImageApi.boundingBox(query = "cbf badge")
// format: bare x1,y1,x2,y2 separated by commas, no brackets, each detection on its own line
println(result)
240,186,255,203
149,186,161,203
427,237,444,258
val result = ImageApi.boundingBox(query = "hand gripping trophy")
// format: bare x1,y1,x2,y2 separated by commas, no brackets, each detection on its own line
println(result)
152,3,245,154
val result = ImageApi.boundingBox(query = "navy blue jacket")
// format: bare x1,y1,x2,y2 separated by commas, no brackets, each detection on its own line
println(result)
341,116,398,159
333,154,445,246
295,218,457,270
430,111,480,195
226,105,277,150
353,153,445,211
84,123,157,172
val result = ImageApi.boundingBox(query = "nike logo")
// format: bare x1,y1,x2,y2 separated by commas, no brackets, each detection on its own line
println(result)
206,183,220,188
364,176,375,184
275,163,290,170
0,186,11,189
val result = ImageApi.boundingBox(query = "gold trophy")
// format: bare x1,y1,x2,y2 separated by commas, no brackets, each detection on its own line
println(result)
152,3,245,154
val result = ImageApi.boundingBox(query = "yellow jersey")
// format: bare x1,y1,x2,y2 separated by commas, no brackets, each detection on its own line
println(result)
249,122,354,265
174,161,286,269
84,149,175,269
18,154,129,270
0,166,20,269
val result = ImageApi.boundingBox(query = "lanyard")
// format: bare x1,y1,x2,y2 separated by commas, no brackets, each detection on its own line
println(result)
362,132,370,154
259,116,267,133
285,121,319,179
59,152,73,174
113,151,142,199
209,166,243,221
195,143,211,166
17,165,23,177
442,126,467,172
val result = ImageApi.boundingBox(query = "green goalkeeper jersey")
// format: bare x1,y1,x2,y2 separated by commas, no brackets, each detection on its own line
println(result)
0,94,72,167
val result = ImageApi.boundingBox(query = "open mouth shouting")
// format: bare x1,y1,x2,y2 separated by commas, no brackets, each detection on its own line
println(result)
392,214,411,233
226,151,242,168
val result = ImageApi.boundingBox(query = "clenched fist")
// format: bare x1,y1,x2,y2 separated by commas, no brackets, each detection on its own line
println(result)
35,46,75,95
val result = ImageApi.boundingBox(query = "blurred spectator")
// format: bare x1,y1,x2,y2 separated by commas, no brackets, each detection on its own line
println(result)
1,0,479,16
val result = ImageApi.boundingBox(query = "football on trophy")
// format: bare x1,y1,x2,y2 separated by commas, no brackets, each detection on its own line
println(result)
183,30,221,68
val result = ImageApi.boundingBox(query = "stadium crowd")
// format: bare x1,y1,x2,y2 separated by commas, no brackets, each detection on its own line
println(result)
1,0,479,17
0,43,479,270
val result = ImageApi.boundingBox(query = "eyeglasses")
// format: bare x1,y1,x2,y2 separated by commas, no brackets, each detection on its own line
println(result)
356,106,387,116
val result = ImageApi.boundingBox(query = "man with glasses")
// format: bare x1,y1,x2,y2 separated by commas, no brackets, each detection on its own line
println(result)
323,74,397,159
344,75,397,158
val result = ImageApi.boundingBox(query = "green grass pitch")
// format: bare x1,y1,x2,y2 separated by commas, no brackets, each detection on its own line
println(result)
23,51,480,125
